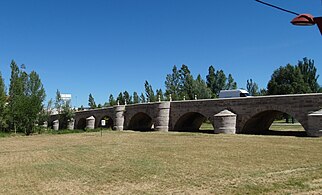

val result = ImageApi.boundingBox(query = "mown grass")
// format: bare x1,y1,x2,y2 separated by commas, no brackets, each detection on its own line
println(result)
0,127,321,194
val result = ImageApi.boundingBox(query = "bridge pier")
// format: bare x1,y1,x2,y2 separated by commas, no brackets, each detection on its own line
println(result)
213,110,237,134
114,105,125,131
53,120,59,131
86,116,95,130
67,118,75,130
307,110,322,137
154,102,170,132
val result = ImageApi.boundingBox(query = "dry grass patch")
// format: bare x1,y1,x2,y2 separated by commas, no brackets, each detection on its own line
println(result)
0,130,321,194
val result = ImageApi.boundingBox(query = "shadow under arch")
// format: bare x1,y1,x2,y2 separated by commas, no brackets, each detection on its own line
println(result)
242,110,306,137
173,112,214,133
128,112,153,131
98,115,114,129
76,118,86,130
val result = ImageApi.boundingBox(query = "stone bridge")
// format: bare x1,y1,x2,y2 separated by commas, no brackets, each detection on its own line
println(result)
49,93,322,137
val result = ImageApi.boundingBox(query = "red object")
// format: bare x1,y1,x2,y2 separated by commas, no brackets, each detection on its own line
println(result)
291,14,315,26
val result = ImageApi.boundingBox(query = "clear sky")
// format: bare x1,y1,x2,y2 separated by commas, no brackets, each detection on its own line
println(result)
0,0,321,107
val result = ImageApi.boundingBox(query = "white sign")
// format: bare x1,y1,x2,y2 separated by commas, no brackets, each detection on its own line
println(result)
101,120,106,126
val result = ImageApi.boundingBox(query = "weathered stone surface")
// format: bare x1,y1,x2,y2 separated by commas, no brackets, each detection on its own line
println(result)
214,110,236,134
154,102,170,132
307,110,322,137
53,120,59,131
48,93,322,137
114,105,125,131
67,118,75,130
86,116,95,130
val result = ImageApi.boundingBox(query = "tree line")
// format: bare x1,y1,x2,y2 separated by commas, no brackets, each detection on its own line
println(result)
0,58,320,134
86,57,321,109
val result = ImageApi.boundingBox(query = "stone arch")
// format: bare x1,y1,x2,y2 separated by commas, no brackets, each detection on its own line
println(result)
98,115,114,129
173,112,213,132
241,109,306,136
76,118,87,129
128,112,153,131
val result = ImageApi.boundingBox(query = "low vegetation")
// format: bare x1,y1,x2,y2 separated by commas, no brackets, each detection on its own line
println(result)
0,124,321,194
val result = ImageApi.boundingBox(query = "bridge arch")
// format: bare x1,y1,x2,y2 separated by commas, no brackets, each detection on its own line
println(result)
98,115,114,129
173,112,213,132
76,118,87,129
241,109,306,136
127,112,153,131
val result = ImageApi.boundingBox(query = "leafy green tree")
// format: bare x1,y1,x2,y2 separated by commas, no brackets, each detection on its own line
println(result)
88,93,97,109
206,65,216,97
165,65,181,101
0,71,8,131
54,89,62,113
133,92,139,104
179,64,194,100
297,58,320,93
108,94,116,106
144,80,156,102
156,89,164,101
267,64,310,95
123,91,132,104
215,70,227,95
206,65,236,97
117,92,124,105
139,93,146,103
226,74,237,90
60,99,75,128
246,79,259,96
193,74,212,99
8,62,46,135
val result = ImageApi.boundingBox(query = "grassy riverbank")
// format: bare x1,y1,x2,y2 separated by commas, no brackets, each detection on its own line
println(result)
0,129,321,194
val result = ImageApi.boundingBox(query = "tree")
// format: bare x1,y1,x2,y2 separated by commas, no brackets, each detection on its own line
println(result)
60,99,75,128
165,65,181,101
109,94,116,106
133,92,139,104
0,71,8,131
140,93,146,103
246,79,259,96
54,89,62,113
117,92,124,105
88,93,97,109
156,89,164,101
297,58,320,93
144,80,156,102
206,65,216,96
215,70,227,95
193,74,212,99
179,64,194,100
206,65,236,97
123,91,132,104
267,64,310,95
7,62,46,135
226,74,237,90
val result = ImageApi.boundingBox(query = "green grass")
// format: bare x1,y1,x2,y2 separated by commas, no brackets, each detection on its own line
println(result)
0,129,321,194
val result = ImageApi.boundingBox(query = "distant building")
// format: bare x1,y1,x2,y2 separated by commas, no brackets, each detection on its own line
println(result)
61,94,72,104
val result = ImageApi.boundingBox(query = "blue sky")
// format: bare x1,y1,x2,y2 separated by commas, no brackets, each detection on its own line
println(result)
0,0,321,107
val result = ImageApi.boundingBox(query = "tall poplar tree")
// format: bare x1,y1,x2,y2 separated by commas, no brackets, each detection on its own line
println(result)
0,71,8,131
88,93,97,108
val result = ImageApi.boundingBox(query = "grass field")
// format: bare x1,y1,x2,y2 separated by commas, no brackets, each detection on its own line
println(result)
0,125,321,195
